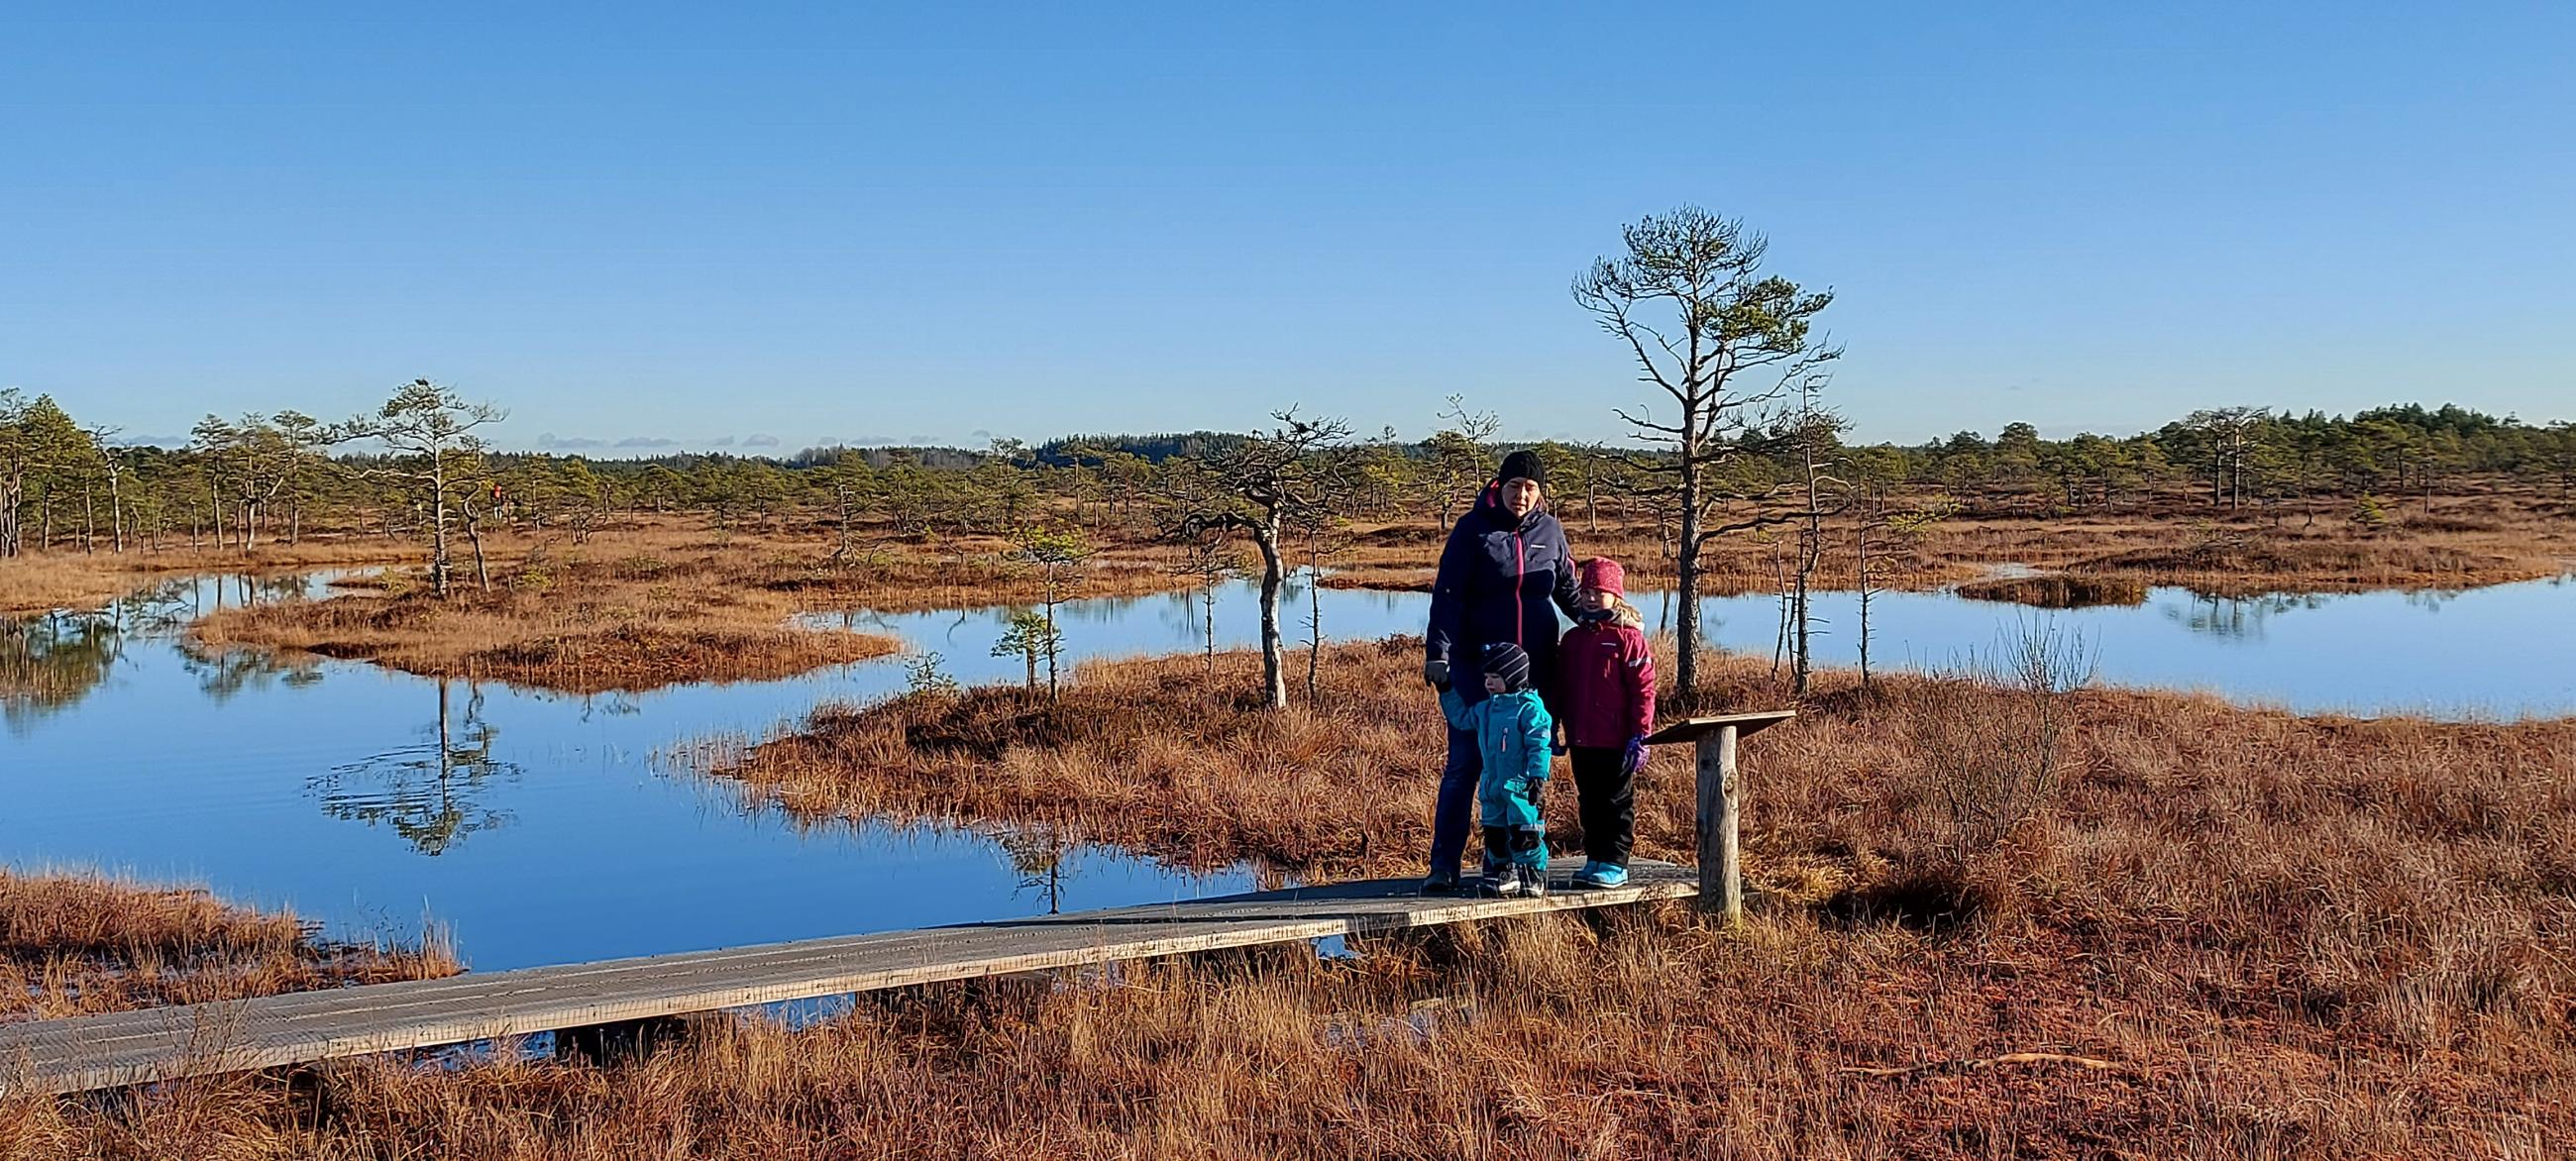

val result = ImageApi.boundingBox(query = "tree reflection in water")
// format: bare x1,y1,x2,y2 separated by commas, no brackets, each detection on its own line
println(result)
1,612,125,733
307,678,518,856
1000,827,1074,914
4,572,341,728
179,641,323,701
2165,591,2332,640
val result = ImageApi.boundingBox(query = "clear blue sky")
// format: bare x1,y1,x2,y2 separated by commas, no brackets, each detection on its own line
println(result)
5,2,2570,453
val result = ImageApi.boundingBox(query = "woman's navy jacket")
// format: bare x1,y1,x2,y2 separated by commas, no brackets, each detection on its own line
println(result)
1425,484,1582,707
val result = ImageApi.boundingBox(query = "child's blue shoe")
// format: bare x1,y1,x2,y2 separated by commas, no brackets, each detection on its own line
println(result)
1576,864,1630,889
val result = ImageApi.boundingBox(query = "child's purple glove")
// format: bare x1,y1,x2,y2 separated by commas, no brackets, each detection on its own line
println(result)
1621,736,1648,775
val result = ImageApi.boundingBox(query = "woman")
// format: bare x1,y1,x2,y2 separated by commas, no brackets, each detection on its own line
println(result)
1420,449,1585,894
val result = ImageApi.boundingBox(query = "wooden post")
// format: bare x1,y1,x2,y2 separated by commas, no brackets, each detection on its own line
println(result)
1645,710,1795,925
1696,724,1743,922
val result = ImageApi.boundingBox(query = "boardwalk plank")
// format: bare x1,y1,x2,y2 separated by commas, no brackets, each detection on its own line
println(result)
0,863,1694,1096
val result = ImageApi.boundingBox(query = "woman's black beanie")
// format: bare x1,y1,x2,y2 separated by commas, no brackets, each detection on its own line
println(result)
1496,449,1547,487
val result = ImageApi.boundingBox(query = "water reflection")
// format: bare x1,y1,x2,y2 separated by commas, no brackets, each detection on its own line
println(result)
180,641,324,700
305,679,518,856
1000,827,1072,914
131,571,331,618
3,566,2570,972
2145,587,2480,642
2404,587,2464,613
3,571,338,729
2160,592,2331,641
1,612,124,732
0,571,1273,971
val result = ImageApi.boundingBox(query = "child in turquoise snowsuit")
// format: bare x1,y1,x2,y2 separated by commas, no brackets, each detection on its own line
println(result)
1437,641,1552,897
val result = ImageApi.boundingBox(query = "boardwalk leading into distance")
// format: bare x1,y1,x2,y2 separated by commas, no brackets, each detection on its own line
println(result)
1,862,1696,1097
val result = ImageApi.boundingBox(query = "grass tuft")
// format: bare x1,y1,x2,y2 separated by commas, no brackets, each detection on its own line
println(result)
0,870,458,1024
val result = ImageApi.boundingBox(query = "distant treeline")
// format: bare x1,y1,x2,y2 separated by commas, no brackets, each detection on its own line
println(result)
1897,403,2576,509
4,387,2571,560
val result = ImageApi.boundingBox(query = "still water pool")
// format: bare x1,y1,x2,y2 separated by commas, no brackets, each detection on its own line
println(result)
3,569,2568,971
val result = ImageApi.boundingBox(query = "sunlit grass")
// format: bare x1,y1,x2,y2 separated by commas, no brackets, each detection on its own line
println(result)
16,624,2573,1158
0,869,458,1024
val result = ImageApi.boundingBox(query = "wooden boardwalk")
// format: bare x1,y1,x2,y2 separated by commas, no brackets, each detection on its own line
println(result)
0,862,1696,1097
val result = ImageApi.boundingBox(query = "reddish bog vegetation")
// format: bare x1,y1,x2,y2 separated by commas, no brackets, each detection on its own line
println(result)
1322,487,2575,599
8,640,2571,1158
0,871,457,1024
186,537,908,694
173,521,1216,694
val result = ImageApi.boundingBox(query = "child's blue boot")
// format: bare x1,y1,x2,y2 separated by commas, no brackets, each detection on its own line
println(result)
1577,863,1630,889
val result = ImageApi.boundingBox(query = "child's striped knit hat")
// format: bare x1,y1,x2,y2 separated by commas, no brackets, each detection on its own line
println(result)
1482,642,1534,692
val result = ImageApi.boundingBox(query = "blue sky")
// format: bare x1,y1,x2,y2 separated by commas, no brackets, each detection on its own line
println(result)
4,2,2570,452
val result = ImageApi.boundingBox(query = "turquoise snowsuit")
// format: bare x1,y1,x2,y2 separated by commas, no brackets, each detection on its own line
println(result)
1439,685,1552,873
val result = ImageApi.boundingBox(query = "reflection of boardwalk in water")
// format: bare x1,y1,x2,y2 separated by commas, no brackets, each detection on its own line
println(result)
0,861,1697,1097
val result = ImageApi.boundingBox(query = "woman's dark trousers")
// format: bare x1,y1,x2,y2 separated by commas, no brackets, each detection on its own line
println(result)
1429,724,1481,875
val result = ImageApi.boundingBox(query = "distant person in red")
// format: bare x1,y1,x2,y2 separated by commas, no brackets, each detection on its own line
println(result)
1556,557,1656,889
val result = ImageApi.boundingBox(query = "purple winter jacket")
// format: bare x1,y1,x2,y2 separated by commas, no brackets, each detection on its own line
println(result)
1426,482,1582,707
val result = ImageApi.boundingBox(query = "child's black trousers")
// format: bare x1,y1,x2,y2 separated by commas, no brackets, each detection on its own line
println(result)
1567,745,1635,868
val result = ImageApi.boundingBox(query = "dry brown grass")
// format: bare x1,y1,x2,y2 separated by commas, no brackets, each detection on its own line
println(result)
7,506,2574,1156
25,905,2547,1160
2065,528,2551,594
187,534,906,694
1320,517,1979,597
45,518,1202,694
0,538,424,617
13,629,2571,1158
689,639,1443,878
667,640,2576,1157
1325,485,2576,599
1934,489,2573,595
0,870,457,1024
741,539,1190,614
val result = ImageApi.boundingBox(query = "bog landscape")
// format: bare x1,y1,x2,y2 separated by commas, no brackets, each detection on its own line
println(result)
7,376,2574,1159
5,9,2573,1161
